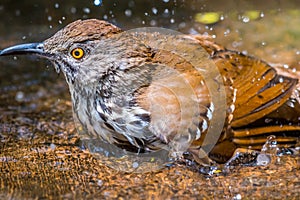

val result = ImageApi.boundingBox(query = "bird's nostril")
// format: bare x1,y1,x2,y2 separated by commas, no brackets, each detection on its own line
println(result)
36,43,44,50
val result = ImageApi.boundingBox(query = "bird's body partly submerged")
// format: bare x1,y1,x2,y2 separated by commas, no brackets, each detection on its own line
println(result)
0,19,299,166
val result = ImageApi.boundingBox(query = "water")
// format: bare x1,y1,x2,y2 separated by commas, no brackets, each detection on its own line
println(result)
0,0,299,199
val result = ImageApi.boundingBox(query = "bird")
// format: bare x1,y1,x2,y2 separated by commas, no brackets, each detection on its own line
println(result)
0,19,299,166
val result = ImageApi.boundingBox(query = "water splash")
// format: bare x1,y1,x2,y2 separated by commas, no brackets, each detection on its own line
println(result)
256,135,279,166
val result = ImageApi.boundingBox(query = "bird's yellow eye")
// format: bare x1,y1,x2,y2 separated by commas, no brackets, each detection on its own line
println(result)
71,48,84,59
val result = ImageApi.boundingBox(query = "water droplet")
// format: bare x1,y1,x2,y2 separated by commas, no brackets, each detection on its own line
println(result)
54,3,59,9
242,16,250,23
70,7,77,14
50,143,56,150
188,28,199,35
257,135,279,166
256,153,271,165
232,41,242,48
224,29,230,36
128,0,135,7
199,165,219,175
97,179,103,186
22,36,26,40
83,7,90,14
15,10,21,16
178,22,186,29
264,118,273,123
94,0,102,6
234,194,242,200
163,0,169,2
170,18,175,23
125,9,132,17
150,20,157,26
47,16,52,21
132,162,139,168
152,7,158,15
15,91,24,102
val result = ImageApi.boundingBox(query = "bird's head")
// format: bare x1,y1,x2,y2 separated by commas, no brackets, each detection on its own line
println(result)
0,19,122,84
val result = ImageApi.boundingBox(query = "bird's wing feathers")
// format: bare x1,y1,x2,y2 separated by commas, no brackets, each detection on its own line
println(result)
136,49,214,149
194,36,299,159
212,51,298,127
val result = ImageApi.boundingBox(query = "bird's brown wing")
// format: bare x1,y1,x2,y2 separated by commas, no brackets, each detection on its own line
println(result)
193,35,300,162
136,49,213,144
213,51,297,126
136,35,299,163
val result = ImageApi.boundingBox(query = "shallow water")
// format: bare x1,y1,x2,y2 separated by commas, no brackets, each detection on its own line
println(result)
0,1,299,199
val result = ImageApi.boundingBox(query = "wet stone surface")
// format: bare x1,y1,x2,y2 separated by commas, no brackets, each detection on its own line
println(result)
0,138,299,199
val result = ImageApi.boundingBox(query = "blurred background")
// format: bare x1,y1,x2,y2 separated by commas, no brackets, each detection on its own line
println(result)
0,0,299,75
1,0,300,112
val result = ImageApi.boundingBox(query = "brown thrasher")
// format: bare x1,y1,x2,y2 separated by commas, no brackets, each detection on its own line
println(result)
0,19,299,166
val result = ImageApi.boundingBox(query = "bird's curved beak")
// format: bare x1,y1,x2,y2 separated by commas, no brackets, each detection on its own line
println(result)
0,43,45,56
